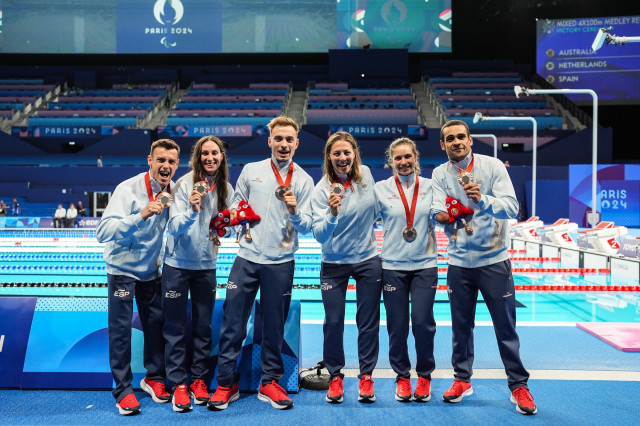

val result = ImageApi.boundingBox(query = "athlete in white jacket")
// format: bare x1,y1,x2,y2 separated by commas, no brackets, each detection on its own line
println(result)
311,131,381,404
162,136,234,412
374,137,438,403
432,120,536,415
209,116,313,411
96,139,180,416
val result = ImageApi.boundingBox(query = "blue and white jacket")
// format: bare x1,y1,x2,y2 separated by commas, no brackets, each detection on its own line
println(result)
163,171,234,270
311,165,378,264
232,157,314,264
431,152,519,268
96,172,173,281
374,173,437,271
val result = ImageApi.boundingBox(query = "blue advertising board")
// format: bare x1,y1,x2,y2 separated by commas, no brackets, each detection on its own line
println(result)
569,164,640,227
4,296,299,392
329,124,428,139
12,126,123,138
0,297,37,388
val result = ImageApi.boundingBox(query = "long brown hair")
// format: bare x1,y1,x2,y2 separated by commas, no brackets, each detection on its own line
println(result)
190,135,229,212
322,131,363,184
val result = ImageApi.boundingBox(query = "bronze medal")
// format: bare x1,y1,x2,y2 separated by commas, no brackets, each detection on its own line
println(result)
403,226,417,242
458,171,473,186
275,185,288,200
330,182,345,197
193,181,209,197
157,191,173,207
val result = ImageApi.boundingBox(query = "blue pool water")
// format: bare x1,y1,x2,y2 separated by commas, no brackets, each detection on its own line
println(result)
1,230,639,323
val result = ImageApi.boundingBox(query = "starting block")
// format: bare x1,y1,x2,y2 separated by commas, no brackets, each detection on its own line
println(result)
577,221,628,255
510,216,543,241
539,218,578,247
616,236,640,260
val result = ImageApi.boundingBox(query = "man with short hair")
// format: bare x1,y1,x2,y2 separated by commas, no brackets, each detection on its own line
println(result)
77,201,88,217
209,116,313,411
54,204,66,228
96,139,180,416
66,203,78,228
431,120,537,415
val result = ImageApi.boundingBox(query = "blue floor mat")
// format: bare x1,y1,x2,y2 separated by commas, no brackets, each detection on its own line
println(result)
301,324,640,371
1,379,638,425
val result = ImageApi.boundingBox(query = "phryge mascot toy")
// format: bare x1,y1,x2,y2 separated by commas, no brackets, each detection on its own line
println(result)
445,196,474,241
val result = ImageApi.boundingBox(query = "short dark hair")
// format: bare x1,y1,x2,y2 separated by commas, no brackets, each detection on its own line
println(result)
150,138,180,156
440,120,470,142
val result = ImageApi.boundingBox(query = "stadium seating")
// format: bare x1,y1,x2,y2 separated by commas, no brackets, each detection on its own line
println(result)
427,72,565,131
305,84,420,125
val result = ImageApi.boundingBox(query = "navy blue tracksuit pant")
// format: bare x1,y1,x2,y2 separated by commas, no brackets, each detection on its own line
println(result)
447,260,530,390
382,267,438,380
216,257,294,387
321,255,383,379
161,264,216,388
107,273,165,403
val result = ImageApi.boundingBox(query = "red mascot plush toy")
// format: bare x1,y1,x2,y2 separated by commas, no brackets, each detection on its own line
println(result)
445,196,474,241
209,209,232,246
230,200,261,242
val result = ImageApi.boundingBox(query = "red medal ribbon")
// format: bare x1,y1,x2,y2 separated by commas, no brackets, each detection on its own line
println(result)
145,172,171,201
270,160,294,189
202,179,217,192
452,154,474,177
394,175,420,229
335,174,352,197
332,169,352,195
342,176,352,192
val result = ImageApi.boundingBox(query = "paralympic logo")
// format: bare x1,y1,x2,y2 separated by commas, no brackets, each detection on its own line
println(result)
150,0,191,48
153,0,184,25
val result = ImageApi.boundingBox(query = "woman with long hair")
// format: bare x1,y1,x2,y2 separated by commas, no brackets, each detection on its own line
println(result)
311,131,382,404
159,135,233,412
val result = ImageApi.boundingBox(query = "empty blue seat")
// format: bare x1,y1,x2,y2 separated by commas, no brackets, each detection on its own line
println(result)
176,102,282,109
166,116,272,126
28,117,138,126
442,101,547,109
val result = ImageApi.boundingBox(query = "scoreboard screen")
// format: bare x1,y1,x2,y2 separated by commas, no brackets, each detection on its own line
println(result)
0,0,452,54
536,15,640,105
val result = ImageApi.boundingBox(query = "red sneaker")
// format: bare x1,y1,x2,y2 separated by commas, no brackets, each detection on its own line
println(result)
442,379,473,403
189,379,210,405
414,377,432,402
140,377,171,403
258,380,293,410
172,384,192,412
325,376,344,404
358,374,376,403
116,393,141,416
208,383,240,411
395,377,412,402
511,386,537,415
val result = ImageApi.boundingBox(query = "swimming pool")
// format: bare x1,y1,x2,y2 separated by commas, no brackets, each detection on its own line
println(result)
1,229,639,323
